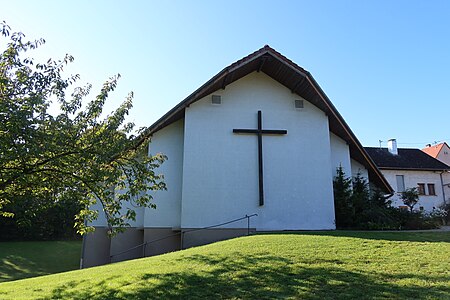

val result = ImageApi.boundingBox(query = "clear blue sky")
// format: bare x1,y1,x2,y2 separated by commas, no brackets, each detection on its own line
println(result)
3,1,450,147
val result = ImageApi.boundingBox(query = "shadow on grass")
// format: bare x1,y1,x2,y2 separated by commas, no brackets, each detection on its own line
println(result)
0,241,81,282
0,255,43,282
260,230,450,243
39,253,450,300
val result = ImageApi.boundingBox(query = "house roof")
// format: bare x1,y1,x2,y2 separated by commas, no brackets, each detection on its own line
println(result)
364,147,450,171
422,142,448,158
137,45,393,194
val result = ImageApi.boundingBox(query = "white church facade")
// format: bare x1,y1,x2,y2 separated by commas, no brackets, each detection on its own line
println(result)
81,46,392,267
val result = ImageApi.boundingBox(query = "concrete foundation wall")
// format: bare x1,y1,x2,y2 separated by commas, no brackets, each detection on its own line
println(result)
82,227,253,268
81,227,111,268
182,228,251,249
110,228,144,263
143,228,181,256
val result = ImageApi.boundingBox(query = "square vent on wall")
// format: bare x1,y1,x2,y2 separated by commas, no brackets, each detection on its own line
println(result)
211,95,221,105
294,99,304,109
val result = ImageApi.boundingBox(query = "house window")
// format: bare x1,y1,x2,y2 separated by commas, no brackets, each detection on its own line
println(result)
427,184,436,196
396,175,405,192
417,183,426,195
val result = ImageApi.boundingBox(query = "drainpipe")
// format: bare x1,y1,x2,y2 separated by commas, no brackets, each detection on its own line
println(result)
440,171,447,205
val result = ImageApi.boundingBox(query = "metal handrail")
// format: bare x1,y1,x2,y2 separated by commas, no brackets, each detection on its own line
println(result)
110,213,258,261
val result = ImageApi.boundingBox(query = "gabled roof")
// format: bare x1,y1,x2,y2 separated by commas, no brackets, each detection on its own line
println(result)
422,142,449,158
365,147,450,171
138,45,393,194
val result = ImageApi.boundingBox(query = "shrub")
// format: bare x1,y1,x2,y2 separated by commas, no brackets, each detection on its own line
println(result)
439,203,450,225
332,168,441,230
0,193,82,241
400,188,419,212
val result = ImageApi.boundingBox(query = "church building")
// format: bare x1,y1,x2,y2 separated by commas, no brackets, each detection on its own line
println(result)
81,46,392,268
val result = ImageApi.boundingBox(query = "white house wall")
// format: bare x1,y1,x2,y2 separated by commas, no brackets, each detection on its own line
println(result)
88,192,144,227
329,132,351,179
381,169,449,211
144,119,184,228
180,71,335,230
88,200,108,227
437,144,450,166
351,159,369,181
328,133,369,184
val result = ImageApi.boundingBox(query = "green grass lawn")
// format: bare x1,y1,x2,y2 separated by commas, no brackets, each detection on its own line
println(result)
0,240,82,283
0,232,449,299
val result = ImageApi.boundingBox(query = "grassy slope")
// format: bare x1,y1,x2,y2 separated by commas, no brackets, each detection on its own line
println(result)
0,232,449,299
0,240,81,282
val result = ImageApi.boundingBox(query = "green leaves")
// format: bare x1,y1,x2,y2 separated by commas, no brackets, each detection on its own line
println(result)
401,188,419,212
0,24,165,236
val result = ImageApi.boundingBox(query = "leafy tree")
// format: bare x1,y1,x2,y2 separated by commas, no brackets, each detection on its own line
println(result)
0,22,166,235
401,188,419,212
0,190,82,240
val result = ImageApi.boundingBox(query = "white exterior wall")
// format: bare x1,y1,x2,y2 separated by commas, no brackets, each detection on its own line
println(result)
381,169,449,211
180,72,335,230
328,133,369,184
89,120,184,229
144,119,184,228
89,200,108,227
89,189,144,227
436,144,450,166
329,132,351,179
351,159,369,181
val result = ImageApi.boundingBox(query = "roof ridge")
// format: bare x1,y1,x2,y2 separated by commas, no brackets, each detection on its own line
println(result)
225,45,310,76
365,146,450,170
135,46,393,193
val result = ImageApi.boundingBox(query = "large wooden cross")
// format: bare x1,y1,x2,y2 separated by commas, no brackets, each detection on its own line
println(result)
233,110,287,206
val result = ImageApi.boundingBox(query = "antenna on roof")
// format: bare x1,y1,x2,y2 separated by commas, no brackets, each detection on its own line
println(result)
379,140,383,148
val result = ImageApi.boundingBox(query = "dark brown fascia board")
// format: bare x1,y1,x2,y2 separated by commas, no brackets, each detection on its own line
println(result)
136,67,228,145
378,167,450,172
139,47,303,142
304,74,393,194
141,47,305,139
135,48,274,146
227,48,271,73
264,53,308,78
135,46,393,194
264,47,391,194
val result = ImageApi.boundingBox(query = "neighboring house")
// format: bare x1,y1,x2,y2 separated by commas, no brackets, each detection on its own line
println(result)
365,139,450,212
81,45,392,268
422,142,450,166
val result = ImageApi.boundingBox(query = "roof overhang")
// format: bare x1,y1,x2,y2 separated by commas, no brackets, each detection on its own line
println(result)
137,45,394,194
379,167,450,172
